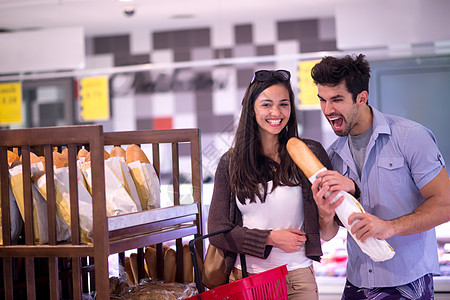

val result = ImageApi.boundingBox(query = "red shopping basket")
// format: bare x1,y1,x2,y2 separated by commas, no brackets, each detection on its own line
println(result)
187,229,289,299
186,264,288,300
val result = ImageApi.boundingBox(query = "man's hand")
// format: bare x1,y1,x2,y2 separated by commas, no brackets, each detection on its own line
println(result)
348,212,393,242
316,170,356,195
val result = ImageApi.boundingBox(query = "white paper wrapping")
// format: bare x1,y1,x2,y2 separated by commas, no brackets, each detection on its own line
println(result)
309,168,395,262
105,156,142,211
81,161,139,216
127,161,161,210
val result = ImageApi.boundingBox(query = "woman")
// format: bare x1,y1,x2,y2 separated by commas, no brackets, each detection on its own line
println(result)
207,69,352,299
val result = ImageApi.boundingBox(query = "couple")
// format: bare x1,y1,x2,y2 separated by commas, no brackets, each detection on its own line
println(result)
207,54,450,299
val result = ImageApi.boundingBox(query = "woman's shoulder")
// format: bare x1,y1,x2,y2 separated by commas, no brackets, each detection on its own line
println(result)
217,149,233,168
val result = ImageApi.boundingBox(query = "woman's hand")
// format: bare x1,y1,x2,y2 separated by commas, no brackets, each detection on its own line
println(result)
312,175,343,223
266,229,306,253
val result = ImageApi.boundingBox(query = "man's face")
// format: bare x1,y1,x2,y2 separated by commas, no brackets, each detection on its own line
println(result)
317,81,359,136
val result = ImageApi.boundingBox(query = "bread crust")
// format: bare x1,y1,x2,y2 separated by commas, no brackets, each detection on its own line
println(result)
126,144,150,164
287,137,325,178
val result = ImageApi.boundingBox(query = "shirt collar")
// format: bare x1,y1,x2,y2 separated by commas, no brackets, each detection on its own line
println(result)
371,106,391,137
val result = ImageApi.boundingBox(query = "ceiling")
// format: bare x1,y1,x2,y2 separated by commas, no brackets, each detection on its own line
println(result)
0,0,354,37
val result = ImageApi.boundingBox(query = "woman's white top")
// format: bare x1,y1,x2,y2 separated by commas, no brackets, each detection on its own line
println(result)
235,181,312,273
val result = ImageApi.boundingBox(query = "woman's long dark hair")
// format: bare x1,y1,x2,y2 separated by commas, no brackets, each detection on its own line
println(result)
230,71,306,204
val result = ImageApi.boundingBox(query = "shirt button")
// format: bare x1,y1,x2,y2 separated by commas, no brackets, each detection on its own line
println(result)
369,269,373,273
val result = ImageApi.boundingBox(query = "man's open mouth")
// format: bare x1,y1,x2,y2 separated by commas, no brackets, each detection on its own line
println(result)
328,116,344,130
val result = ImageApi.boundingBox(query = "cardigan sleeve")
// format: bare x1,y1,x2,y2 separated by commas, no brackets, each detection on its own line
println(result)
207,151,272,259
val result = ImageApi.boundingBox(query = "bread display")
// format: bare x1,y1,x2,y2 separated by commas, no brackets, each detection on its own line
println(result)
0,126,203,299
287,137,395,262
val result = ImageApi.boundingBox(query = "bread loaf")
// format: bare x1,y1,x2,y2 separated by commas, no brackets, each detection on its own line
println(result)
61,148,68,162
109,276,120,294
126,144,150,164
53,152,68,169
85,149,110,162
77,148,89,160
7,150,20,165
110,146,126,158
164,247,176,283
38,156,46,170
129,253,140,284
286,137,325,178
183,243,194,282
125,256,136,285
20,152,41,165
144,246,158,280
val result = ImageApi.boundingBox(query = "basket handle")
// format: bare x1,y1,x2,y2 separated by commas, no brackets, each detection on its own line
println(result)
188,228,247,294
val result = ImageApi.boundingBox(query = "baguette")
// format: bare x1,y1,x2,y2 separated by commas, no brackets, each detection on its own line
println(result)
164,247,176,283
20,152,41,165
125,256,136,285
183,243,194,283
129,253,140,284
77,148,89,160
126,144,150,164
61,148,68,162
144,246,158,280
7,150,20,165
53,151,68,169
85,149,110,162
286,137,325,178
110,146,126,158
39,156,46,170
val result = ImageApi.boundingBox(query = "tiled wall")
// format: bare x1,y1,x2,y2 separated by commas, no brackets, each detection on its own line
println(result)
85,18,336,180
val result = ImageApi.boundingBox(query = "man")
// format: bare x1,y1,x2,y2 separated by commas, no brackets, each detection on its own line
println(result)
310,54,450,299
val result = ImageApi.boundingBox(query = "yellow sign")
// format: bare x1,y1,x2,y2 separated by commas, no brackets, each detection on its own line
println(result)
0,82,22,125
297,60,320,108
79,76,110,121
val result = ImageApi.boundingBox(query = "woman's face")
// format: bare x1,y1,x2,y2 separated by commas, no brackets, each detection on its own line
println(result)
253,83,291,139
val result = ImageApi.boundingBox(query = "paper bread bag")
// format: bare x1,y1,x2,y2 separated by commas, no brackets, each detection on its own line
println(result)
126,144,161,210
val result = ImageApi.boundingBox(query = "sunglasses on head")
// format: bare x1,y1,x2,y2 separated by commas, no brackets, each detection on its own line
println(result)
250,70,291,85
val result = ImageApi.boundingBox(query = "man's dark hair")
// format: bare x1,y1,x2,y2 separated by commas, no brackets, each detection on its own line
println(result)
311,54,371,102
